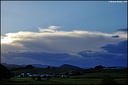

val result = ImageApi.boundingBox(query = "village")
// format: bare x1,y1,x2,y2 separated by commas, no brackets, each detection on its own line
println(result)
13,72,71,80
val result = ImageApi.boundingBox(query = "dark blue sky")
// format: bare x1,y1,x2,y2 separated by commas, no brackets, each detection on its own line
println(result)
1,1,127,34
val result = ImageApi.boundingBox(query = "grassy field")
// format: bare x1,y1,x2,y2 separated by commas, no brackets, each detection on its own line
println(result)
1,77,127,85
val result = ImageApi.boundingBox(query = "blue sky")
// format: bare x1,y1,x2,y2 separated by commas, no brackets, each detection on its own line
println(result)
1,1,127,67
1,1,127,35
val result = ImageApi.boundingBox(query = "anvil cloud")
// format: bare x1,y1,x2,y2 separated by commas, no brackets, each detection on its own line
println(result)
1,26,127,53
1,26,127,67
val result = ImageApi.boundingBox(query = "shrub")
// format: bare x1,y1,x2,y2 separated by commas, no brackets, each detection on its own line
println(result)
100,75,122,85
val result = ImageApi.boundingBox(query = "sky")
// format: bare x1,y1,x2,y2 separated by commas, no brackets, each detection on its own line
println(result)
1,1,127,68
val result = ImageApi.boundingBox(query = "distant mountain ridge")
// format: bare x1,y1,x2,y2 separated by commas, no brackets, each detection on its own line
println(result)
1,63,50,69
31,64,55,68
2,63,83,70
2,63,26,69
1,63,126,70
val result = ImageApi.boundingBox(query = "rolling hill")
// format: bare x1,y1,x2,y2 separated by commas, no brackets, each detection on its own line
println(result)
58,64,83,70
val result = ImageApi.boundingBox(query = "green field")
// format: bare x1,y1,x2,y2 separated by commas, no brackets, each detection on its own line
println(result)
1,77,127,85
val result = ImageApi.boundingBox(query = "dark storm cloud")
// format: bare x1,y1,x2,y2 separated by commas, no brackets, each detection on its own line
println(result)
78,50,127,67
77,40,127,67
112,35,120,38
118,28,128,32
101,40,127,54
1,51,84,67
2,46,127,67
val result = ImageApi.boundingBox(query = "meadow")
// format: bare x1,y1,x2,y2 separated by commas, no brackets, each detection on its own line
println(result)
1,77,127,85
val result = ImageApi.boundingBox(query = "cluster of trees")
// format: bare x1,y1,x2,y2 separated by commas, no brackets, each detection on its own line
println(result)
94,65,106,69
0,64,35,80
100,75,122,85
0,64,12,80
25,65,34,69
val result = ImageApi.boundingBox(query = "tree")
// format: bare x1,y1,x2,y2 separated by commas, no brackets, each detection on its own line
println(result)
26,65,34,69
100,75,119,85
52,67,56,70
37,75,41,81
0,64,12,80
94,65,106,69
47,66,50,69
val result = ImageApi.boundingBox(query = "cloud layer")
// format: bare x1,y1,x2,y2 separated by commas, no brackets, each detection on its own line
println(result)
1,26,127,67
1,26,127,53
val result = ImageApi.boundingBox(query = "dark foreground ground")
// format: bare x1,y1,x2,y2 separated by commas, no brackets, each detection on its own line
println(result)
1,77,127,85
1,69,127,85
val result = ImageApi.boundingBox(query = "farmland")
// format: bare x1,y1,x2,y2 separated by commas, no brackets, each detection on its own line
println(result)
1,68,127,85
1,77,127,85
